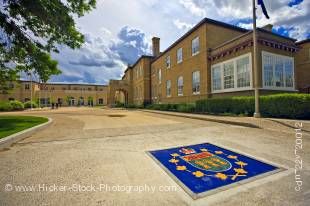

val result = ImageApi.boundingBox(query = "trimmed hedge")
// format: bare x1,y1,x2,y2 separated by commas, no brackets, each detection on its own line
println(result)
146,103,195,113
24,101,38,109
196,93,310,119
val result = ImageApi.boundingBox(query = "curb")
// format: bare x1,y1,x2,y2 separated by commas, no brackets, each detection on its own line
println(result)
0,117,53,150
140,110,260,129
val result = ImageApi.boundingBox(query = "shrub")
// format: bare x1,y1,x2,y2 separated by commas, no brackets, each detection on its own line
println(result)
115,101,125,108
9,100,24,111
196,93,310,119
260,93,310,119
24,101,38,109
0,102,13,111
176,103,196,113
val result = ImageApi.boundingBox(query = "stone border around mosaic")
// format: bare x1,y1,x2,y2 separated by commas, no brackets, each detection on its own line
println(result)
146,142,287,200
0,117,53,150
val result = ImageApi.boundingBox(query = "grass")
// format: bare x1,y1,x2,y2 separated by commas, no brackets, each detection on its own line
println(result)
0,116,48,139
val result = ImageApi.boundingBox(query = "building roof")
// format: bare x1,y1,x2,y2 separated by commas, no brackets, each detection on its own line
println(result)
150,18,297,63
296,39,310,45
151,18,248,62
18,80,107,87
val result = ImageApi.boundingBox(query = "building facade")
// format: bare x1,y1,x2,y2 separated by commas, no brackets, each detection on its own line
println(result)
0,81,108,106
110,18,310,106
1,18,309,107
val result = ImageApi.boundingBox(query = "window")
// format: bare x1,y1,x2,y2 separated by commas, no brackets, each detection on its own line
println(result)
25,84,30,90
8,98,14,101
237,56,251,88
177,48,183,63
166,56,171,68
158,69,162,84
177,76,183,96
192,37,200,56
25,98,30,102
223,62,234,89
262,51,294,89
98,98,104,105
211,53,252,93
192,71,200,94
212,66,222,91
166,80,171,97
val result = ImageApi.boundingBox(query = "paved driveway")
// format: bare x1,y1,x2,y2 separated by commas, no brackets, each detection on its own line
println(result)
0,108,309,206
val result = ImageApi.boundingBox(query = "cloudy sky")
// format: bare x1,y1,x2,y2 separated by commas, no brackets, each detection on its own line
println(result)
48,0,310,84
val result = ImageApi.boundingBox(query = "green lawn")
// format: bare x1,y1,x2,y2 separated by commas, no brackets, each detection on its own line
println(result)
0,116,48,139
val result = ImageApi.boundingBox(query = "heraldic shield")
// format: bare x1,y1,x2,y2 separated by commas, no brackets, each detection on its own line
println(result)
180,150,231,172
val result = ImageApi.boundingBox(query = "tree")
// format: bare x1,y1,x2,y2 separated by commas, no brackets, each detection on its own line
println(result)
0,0,96,92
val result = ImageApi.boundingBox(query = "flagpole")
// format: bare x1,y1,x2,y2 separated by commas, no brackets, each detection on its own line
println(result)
253,0,261,118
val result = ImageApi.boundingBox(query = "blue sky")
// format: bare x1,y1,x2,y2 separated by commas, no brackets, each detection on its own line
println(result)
46,0,309,84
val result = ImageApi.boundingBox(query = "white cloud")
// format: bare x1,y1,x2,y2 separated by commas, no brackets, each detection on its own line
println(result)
49,0,309,84
173,19,194,31
178,0,310,40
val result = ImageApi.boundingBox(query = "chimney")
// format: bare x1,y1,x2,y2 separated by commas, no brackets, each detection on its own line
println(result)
152,37,160,57
262,24,273,32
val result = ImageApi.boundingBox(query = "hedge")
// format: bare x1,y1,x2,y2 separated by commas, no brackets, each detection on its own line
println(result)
24,101,38,109
196,93,310,119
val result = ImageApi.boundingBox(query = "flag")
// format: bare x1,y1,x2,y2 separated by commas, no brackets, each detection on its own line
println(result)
258,0,270,19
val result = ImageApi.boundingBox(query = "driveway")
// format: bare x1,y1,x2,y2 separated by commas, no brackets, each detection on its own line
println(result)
0,107,309,205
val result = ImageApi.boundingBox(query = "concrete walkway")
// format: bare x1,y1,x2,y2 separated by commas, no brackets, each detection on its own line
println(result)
0,107,309,206
141,109,310,135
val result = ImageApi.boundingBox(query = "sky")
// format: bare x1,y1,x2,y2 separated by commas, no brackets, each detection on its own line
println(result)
47,0,310,84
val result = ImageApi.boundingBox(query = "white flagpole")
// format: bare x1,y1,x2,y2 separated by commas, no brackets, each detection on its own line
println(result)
253,0,261,118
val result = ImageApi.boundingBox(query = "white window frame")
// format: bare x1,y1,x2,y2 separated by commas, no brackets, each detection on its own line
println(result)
211,53,253,93
177,76,183,96
166,80,171,97
192,36,200,56
192,70,200,95
166,56,171,69
262,51,295,91
177,48,183,64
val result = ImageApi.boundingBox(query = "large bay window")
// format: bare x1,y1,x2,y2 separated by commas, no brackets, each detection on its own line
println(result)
262,51,294,90
223,62,234,89
237,56,251,88
211,53,252,93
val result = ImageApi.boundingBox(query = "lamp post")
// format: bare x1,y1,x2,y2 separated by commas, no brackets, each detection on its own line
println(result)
253,0,261,118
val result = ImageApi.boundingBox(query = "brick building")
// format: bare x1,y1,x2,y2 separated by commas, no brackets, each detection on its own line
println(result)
0,81,108,106
109,18,310,106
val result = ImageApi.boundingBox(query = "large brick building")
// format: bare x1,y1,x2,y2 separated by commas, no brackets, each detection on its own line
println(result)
1,18,309,107
109,18,310,106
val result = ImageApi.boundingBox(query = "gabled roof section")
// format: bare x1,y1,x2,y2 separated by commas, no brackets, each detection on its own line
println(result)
152,18,249,62
296,39,310,45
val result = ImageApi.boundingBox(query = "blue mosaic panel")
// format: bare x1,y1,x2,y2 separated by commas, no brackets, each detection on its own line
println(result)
149,143,280,198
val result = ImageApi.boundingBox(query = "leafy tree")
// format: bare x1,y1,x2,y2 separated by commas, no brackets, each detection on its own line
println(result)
0,0,96,92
